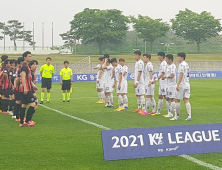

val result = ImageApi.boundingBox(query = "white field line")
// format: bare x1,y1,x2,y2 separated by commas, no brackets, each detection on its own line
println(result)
39,104,222,170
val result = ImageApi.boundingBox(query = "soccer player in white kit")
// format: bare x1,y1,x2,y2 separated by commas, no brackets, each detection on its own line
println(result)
172,52,192,121
94,57,105,104
119,58,128,110
111,58,128,111
141,54,156,115
162,54,177,118
152,52,170,115
102,58,114,108
133,51,146,114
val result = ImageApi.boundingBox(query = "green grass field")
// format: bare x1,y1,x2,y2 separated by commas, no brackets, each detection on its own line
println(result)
0,79,222,170
6,53,222,63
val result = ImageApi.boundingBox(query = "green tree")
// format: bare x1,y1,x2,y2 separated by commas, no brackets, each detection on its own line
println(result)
1,20,35,50
60,30,76,53
70,8,129,54
131,15,169,53
171,9,222,52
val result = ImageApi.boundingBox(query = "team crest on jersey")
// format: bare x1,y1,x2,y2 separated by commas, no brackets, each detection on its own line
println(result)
50,70,52,73
68,72,70,75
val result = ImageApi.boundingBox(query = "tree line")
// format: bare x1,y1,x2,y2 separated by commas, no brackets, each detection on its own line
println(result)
0,20,35,50
60,8,222,54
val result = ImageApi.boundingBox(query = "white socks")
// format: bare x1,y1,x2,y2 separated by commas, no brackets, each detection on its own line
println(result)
146,98,151,113
166,100,171,114
98,91,105,101
175,103,181,118
140,96,146,111
151,97,156,112
110,93,113,105
118,95,123,108
157,99,163,113
122,95,128,107
170,101,176,116
137,96,141,110
186,102,192,118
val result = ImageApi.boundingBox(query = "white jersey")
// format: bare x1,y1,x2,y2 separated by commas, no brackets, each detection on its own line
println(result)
158,60,167,85
178,61,190,89
103,64,114,83
96,64,101,80
134,59,144,85
122,65,128,82
166,63,177,86
144,61,154,85
114,64,123,82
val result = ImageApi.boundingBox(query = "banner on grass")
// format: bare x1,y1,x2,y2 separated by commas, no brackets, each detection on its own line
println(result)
101,123,222,161
34,70,222,83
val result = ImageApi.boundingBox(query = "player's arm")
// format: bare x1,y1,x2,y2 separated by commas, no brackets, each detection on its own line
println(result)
112,69,116,88
148,71,153,87
14,77,19,89
52,66,54,76
40,65,43,77
31,81,38,92
21,71,27,94
177,74,183,91
94,65,100,69
102,59,107,69
118,73,122,90
70,70,73,85
60,70,63,85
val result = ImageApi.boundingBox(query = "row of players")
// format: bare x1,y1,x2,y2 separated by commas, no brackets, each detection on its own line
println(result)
0,52,39,127
95,51,192,121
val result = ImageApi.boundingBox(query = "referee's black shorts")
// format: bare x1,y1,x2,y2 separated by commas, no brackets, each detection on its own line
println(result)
41,78,52,89
62,80,71,91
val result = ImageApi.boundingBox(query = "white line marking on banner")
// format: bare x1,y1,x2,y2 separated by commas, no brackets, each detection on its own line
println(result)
39,104,222,170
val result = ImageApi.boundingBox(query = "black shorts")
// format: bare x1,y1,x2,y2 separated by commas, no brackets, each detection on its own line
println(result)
21,92,35,105
62,80,71,90
0,86,2,95
15,91,22,101
41,78,52,89
2,88,11,98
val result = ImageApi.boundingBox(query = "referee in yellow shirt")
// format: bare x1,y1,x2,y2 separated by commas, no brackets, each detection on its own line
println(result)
60,61,73,102
40,57,54,104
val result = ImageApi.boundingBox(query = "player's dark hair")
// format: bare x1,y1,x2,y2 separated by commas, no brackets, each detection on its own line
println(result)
10,59,16,64
107,58,111,63
4,59,10,65
1,55,8,62
119,58,125,62
177,52,186,60
46,57,52,61
15,60,18,66
110,58,117,63
134,50,141,56
157,52,165,58
98,57,103,61
18,57,24,64
166,54,174,61
143,53,151,59
103,54,110,59
64,61,69,64
22,51,31,58
29,60,38,67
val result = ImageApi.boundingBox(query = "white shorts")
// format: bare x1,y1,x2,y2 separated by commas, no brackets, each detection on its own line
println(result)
176,87,190,100
135,84,145,96
96,80,104,89
104,82,114,93
117,81,128,94
166,86,177,99
145,84,155,96
159,84,167,96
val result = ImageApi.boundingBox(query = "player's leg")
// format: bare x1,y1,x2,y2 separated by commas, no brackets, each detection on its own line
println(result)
156,85,164,115
171,87,182,121
46,78,52,103
24,92,37,126
121,81,128,109
150,84,156,115
20,93,27,126
41,78,46,104
184,89,192,121
2,89,10,114
96,80,105,103
14,91,21,121
65,80,71,102
115,93,123,111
